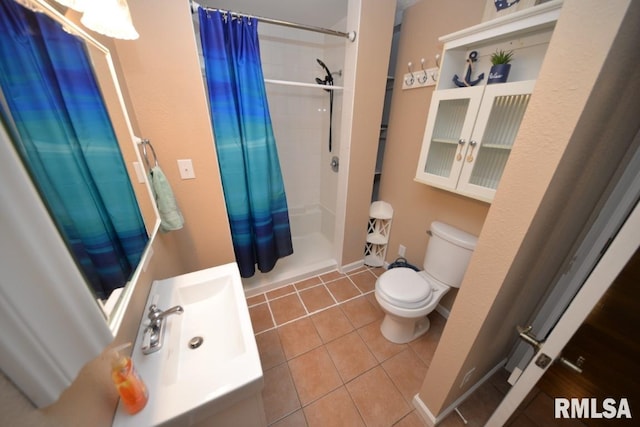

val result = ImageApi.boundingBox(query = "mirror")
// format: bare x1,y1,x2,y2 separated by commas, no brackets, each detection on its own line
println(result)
0,0,160,335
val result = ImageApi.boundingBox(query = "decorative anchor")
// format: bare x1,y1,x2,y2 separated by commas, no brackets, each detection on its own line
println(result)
453,51,484,87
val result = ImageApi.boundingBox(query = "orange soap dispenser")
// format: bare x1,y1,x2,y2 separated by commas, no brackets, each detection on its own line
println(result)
110,343,148,414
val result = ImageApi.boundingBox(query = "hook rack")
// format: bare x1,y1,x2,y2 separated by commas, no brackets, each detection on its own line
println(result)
405,62,415,86
402,56,439,90
418,59,428,84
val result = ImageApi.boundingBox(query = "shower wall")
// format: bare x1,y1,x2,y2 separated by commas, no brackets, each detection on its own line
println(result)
258,23,345,245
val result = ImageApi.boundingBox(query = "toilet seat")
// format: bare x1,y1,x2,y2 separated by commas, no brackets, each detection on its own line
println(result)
377,267,432,309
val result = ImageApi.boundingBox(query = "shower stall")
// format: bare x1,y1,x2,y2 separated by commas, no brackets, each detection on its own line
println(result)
193,2,350,293
242,19,347,291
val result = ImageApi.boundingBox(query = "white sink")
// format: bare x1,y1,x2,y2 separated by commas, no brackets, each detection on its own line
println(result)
113,263,265,427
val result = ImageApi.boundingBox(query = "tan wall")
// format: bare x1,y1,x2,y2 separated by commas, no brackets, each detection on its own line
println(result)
113,0,235,275
378,0,487,311
339,0,396,266
0,1,396,425
418,0,639,418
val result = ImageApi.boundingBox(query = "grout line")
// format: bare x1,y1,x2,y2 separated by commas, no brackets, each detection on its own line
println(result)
249,268,382,338
265,300,277,332
295,289,309,317
325,284,340,306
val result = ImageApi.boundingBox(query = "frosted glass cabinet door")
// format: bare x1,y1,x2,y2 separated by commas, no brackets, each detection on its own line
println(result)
457,80,535,201
415,86,484,190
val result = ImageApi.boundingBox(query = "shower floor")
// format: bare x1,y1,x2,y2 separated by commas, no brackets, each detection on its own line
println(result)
242,232,336,296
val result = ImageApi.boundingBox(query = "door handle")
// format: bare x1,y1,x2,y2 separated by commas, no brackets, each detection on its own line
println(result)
517,325,543,352
557,355,585,374
518,325,585,374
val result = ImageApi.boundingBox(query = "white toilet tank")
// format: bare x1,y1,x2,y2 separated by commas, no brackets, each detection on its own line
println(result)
423,222,478,288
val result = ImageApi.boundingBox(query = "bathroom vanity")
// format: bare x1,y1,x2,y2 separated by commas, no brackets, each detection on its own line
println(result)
112,263,266,427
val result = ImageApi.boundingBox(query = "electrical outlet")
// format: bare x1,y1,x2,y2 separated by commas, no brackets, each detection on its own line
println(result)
399,244,406,257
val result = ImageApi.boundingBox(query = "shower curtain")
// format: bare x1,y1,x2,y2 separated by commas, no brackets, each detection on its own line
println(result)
0,0,148,299
199,9,293,278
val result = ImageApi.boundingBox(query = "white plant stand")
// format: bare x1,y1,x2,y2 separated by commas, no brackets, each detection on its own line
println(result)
364,201,393,267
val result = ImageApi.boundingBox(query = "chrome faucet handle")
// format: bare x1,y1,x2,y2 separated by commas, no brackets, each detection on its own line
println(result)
148,304,184,326
142,304,184,355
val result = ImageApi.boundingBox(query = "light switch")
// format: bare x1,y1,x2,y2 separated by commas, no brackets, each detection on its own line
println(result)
177,159,196,179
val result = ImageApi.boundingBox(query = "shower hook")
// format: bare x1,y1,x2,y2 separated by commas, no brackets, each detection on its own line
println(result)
431,54,441,82
418,58,428,84
405,62,415,86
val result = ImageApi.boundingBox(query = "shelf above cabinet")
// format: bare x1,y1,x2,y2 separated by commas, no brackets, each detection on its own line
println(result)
439,0,562,48
436,0,562,91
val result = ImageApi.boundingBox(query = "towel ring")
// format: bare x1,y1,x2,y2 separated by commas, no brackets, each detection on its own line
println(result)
141,139,159,170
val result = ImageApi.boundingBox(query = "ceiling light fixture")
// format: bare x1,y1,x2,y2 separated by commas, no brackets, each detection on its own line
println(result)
79,0,139,40
52,0,85,12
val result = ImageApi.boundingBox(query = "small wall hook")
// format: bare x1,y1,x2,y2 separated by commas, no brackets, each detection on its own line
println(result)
435,53,441,69
418,58,428,84
405,62,415,86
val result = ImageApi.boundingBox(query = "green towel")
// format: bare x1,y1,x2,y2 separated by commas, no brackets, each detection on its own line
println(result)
149,166,184,232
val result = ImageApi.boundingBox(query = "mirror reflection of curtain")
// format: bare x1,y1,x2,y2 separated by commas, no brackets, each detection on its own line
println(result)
0,0,148,299
198,9,293,278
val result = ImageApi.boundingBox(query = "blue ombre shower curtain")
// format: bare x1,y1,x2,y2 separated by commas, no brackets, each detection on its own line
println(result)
0,0,148,299
199,9,293,278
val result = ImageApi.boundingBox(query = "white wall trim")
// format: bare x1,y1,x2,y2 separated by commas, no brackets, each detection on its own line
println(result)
339,259,365,273
413,359,507,425
435,304,450,319
413,393,437,427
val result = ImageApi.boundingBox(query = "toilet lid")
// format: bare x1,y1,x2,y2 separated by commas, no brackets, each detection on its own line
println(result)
377,267,432,309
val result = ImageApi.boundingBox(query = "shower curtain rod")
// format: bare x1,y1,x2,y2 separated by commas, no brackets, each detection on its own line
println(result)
190,1,357,42
265,78,343,90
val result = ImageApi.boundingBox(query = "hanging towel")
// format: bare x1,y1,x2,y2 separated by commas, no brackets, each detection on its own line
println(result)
149,165,184,232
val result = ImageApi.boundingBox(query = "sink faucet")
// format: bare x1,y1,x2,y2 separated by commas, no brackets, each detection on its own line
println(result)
142,304,184,355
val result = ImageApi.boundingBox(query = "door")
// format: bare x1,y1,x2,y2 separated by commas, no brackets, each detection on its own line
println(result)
415,86,484,190
534,250,640,427
486,199,640,426
457,80,535,202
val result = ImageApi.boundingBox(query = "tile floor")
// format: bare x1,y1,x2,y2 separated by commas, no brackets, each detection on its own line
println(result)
246,266,570,427
247,266,445,426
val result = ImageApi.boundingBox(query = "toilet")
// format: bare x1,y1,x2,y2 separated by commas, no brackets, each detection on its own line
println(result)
374,221,478,344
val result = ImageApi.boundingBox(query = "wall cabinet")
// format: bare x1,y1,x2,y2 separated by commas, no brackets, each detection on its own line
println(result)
414,0,562,203
415,80,534,202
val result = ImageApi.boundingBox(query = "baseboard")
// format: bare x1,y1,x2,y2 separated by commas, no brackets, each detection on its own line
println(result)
435,304,450,319
413,359,507,425
413,394,437,427
339,259,365,273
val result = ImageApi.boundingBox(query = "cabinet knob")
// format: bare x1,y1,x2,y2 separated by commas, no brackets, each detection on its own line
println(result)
456,139,466,161
467,140,478,162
